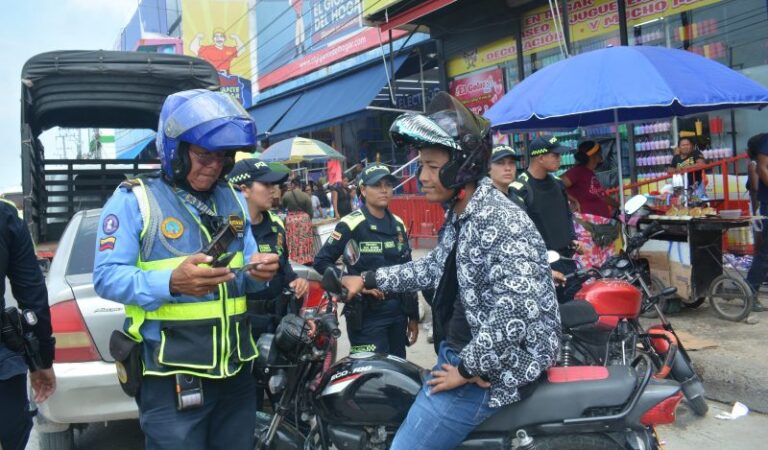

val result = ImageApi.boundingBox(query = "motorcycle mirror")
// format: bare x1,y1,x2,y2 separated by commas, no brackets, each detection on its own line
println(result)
546,250,561,264
343,240,361,266
321,268,343,295
624,195,648,215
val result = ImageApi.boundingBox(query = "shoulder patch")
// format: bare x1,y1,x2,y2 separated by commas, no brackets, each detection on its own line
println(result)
267,211,285,229
340,211,366,231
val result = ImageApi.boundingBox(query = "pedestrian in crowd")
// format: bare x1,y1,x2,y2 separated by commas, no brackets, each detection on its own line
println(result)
746,132,768,312
93,90,279,450
667,137,707,187
314,163,419,357
226,158,310,407
314,182,332,218
562,141,620,268
488,144,522,205
510,135,582,303
340,93,559,450
282,178,313,217
332,175,353,218
0,199,56,450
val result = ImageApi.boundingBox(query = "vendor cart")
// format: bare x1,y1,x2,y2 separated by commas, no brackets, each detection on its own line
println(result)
638,216,754,321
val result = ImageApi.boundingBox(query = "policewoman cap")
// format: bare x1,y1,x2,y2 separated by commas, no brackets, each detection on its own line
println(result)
359,164,397,186
528,135,572,158
226,158,288,185
491,145,521,162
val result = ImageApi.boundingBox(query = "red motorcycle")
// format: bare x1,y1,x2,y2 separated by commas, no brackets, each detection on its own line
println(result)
554,220,708,417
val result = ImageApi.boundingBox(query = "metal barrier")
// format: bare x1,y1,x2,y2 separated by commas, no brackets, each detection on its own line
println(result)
389,195,444,249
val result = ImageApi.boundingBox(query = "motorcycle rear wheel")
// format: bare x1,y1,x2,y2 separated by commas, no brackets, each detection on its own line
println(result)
532,433,624,450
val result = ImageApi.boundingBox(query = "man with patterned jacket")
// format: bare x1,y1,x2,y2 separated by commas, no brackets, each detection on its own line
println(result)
342,92,560,450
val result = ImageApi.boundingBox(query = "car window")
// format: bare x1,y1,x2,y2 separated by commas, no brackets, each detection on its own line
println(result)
66,215,100,275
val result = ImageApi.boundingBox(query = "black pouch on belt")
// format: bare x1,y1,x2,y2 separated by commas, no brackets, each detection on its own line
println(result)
343,301,364,332
109,330,143,398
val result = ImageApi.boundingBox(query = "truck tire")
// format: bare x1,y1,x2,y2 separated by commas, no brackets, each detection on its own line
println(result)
38,426,75,450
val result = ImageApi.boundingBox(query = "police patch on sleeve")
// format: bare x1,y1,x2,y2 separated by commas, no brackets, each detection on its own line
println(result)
331,231,342,241
102,214,120,235
160,217,184,239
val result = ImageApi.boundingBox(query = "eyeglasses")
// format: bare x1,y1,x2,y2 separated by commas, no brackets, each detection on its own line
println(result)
189,150,232,166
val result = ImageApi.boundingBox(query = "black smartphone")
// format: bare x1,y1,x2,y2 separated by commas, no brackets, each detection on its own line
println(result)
211,251,235,268
175,374,204,411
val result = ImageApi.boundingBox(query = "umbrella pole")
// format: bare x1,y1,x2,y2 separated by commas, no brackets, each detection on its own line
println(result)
613,109,626,211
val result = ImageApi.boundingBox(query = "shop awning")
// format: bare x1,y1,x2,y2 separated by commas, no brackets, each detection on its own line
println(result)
249,93,303,139
117,134,155,159
269,56,408,137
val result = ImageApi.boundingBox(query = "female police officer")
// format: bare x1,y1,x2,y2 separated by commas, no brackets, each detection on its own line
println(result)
314,164,418,358
226,158,309,335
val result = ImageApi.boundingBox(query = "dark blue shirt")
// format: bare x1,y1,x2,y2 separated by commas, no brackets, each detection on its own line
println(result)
0,202,54,378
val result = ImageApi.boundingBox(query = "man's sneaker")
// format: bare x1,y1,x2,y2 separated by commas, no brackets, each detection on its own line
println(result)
752,298,765,313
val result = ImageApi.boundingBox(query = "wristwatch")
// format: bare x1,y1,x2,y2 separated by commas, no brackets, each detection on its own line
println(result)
362,270,378,289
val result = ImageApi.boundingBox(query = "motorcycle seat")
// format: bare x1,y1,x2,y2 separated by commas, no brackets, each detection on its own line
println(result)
474,365,637,432
559,301,598,329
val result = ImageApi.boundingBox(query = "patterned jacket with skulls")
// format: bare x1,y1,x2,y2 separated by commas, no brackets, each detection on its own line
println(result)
374,177,561,407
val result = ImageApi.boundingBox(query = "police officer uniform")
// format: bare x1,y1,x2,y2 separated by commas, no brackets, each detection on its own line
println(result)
226,159,297,337
0,199,55,450
93,90,266,450
510,135,579,302
313,165,418,358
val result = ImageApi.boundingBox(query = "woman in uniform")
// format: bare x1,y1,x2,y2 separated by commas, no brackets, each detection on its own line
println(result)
314,164,418,357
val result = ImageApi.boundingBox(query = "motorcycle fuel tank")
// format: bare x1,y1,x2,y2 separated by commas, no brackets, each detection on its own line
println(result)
575,279,642,321
314,352,425,426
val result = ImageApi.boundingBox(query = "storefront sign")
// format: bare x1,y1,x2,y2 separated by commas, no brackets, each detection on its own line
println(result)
523,0,722,53
311,0,362,45
181,0,254,79
522,5,561,55
447,36,517,78
449,68,505,116
256,0,406,91
218,73,253,108
394,86,441,110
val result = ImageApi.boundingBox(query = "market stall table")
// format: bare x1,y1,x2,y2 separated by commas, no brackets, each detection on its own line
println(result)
638,215,754,321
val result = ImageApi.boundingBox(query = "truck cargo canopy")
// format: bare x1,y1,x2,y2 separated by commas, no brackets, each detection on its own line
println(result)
21,50,221,136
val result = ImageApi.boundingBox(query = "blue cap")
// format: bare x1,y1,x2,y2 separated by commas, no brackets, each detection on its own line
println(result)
359,164,397,186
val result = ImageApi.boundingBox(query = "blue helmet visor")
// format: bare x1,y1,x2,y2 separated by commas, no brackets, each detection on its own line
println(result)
164,92,251,139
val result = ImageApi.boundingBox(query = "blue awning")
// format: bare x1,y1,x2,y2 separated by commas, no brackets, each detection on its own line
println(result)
249,93,302,139
116,133,155,159
270,56,407,136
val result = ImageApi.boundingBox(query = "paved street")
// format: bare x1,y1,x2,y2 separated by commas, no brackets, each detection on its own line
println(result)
27,310,768,449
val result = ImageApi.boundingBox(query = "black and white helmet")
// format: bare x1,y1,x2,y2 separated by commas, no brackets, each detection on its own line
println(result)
389,92,491,191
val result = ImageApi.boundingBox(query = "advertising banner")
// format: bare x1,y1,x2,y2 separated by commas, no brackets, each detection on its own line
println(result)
256,0,406,91
447,36,517,78
362,0,403,17
181,0,253,78
449,68,505,116
523,0,722,54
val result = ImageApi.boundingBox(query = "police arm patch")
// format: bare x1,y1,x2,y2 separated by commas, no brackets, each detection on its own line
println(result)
99,236,117,251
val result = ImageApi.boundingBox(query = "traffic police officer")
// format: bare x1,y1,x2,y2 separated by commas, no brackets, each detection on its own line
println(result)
227,158,309,333
0,199,56,450
93,90,279,450
314,164,418,358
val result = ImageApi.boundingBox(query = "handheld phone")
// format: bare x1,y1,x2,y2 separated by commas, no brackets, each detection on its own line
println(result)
203,224,236,259
211,251,235,268
175,374,204,411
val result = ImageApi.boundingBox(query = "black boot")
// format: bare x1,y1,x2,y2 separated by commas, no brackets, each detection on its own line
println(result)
752,297,765,313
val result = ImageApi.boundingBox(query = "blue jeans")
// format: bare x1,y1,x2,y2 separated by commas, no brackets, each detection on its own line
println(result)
390,342,498,450
747,202,768,293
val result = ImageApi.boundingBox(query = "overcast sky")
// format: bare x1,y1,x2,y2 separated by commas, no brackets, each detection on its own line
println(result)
0,0,137,192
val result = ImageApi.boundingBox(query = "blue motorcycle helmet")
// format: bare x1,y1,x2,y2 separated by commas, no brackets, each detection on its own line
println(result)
157,89,257,183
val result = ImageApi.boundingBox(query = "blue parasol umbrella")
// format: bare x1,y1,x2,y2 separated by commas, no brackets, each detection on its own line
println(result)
485,45,768,205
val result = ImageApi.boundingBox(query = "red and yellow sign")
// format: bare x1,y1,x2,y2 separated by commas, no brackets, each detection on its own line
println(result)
524,0,723,54
449,67,505,116
447,37,517,77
